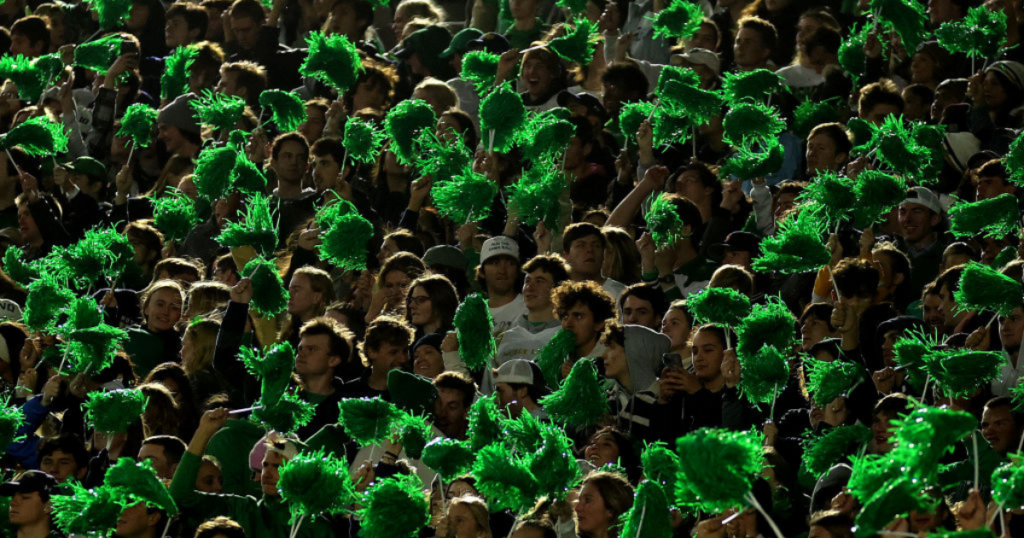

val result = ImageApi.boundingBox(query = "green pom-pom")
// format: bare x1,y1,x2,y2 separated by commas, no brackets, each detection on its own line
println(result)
23,272,74,332
117,103,158,148
803,424,871,477
65,323,129,375
839,24,870,83
688,287,751,328
914,123,947,184
1008,135,1024,186
153,189,200,242
851,170,907,229
251,391,315,433
216,193,277,256
797,170,856,229
539,359,608,429
675,428,763,513
397,413,433,459
619,101,655,143
0,115,69,157
193,145,236,200
230,153,267,194
358,475,430,538
892,331,934,392
318,210,373,271
241,256,289,316
52,483,125,536
461,50,500,95
871,0,930,54
467,394,504,452
555,0,588,16
507,164,567,229
847,117,877,149
853,475,934,538
548,18,601,66
301,31,363,92
719,138,785,180
737,346,789,405
660,79,722,126
949,193,1021,239
0,399,25,450
3,246,38,287
735,297,795,361
803,357,863,405
535,329,576,389
239,341,295,409
33,54,64,86
104,458,178,516
414,130,473,182
856,115,929,178
529,424,581,500
62,296,102,334
422,438,476,480
503,410,545,453
472,443,538,512
641,442,680,506
954,261,1024,317
83,0,132,29
650,0,703,40
720,69,788,105
431,168,498,223
259,89,307,132
190,90,245,132
656,66,700,99
85,389,147,434
51,226,133,288
751,210,829,274
936,5,1006,58
889,405,977,490
995,245,1018,269
315,198,356,231
337,396,399,445
384,99,436,165
0,55,49,102
923,348,1003,398
161,45,197,101
518,110,575,162
722,102,786,146
72,34,122,73
993,463,1024,510
278,448,357,522
454,294,496,371
621,481,672,538
479,81,526,152
646,193,689,249
343,116,385,164
793,97,843,140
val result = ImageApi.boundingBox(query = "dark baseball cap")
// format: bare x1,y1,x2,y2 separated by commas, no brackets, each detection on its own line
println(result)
440,28,484,59
556,90,609,124
394,25,452,62
65,157,108,183
0,471,58,499
467,32,511,55
709,231,761,262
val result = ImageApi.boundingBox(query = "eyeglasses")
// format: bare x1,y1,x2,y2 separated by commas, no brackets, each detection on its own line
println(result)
408,296,430,305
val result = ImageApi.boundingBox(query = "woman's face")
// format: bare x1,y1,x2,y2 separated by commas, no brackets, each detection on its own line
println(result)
437,114,462,144
352,79,389,112
661,309,692,350
910,52,937,84
984,71,1009,108
674,170,709,204
447,480,478,500
686,22,719,52
521,56,557,100
413,344,444,378
574,483,613,535
880,330,900,366
447,503,482,538
407,285,435,327
144,289,183,332
583,432,620,468
691,329,724,381
128,232,155,267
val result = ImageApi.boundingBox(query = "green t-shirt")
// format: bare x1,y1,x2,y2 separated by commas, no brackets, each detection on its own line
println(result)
504,20,548,50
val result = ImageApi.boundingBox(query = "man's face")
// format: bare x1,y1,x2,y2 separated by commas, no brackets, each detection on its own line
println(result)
560,303,603,348
367,342,409,374
931,87,960,122
622,295,658,330
982,405,1020,454
773,193,798,223
800,315,833,351
565,234,605,279
495,382,526,414
230,15,261,51
928,0,960,24
722,249,751,269
976,175,1014,201
922,293,944,332
165,15,192,48
138,444,176,480
522,269,556,313
8,491,47,526
733,27,768,70
260,451,285,496
870,411,896,454
299,106,326,144
327,1,360,38
116,503,157,537
483,257,518,296
805,134,842,175
296,333,340,378
520,56,555,99
433,387,469,439
40,450,80,483
312,153,341,193
1000,306,1024,351
215,71,243,100
937,284,959,328
196,460,223,493
287,274,321,317
685,23,718,51
862,105,901,126
157,123,187,154
600,340,627,380
272,141,308,184
898,202,939,243
9,33,42,57
17,203,39,246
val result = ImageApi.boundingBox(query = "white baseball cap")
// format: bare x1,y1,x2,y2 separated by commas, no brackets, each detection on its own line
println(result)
901,186,943,215
671,48,720,76
480,236,520,264
493,359,535,385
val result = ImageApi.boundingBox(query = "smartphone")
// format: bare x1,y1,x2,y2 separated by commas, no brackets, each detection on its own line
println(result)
661,352,683,372
120,40,139,59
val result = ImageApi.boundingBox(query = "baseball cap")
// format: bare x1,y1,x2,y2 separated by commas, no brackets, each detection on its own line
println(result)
670,48,720,76
708,231,761,263
0,471,58,499
158,93,201,137
440,28,484,59
493,359,535,385
65,156,107,183
480,236,520,264
0,299,22,324
942,132,981,175
250,433,305,472
467,32,511,55
395,25,452,61
556,90,609,124
901,186,942,215
423,245,467,271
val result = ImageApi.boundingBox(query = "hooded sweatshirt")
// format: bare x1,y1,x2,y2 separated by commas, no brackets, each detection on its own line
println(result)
607,325,671,439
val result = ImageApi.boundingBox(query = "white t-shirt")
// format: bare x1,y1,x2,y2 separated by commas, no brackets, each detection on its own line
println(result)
490,294,528,337
602,278,627,302
776,64,825,88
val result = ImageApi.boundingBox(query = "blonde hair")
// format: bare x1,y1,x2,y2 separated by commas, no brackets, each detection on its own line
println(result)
448,495,492,538
186,281,231,319
413,77,459,115
183,319,220,375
